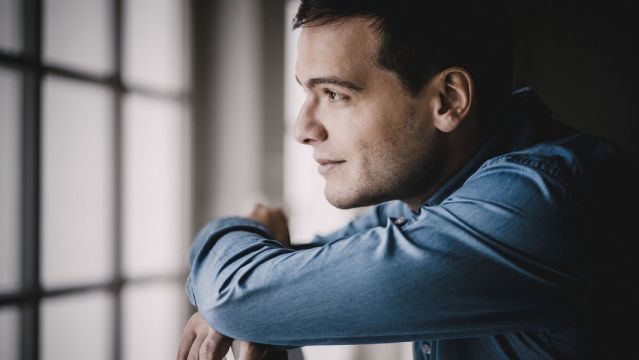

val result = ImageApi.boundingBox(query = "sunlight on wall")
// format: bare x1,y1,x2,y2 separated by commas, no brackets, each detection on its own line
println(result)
0,69,21,293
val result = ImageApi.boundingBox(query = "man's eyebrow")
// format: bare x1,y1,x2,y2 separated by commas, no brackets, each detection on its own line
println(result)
295,76,364,92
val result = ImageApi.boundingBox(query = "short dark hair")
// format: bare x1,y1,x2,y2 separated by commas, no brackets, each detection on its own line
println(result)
293,0,516,128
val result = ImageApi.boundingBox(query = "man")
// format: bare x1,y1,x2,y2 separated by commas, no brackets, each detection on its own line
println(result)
178,0,638,359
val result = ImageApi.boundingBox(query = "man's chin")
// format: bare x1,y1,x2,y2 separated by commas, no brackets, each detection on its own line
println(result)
326,197,356,209
324,187,383,209
324,187,358,209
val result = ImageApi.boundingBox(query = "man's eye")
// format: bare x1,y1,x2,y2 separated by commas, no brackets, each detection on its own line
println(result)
326,90,346,102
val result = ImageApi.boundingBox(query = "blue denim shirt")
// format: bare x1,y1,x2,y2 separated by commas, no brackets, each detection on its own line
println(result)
186,88,638,359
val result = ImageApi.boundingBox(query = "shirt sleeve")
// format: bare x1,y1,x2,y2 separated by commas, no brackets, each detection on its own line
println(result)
185,154,589,347
307,200,415,246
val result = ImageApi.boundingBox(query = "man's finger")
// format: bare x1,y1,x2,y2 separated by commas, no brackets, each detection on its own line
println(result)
198,329,217,360
209,330,233,360
177,328,197,360
187,329,209,360
178,312,206,360
237,341,268,360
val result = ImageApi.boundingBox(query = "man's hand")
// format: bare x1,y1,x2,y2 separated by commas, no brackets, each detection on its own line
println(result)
177,312,268,360
248,204,291,248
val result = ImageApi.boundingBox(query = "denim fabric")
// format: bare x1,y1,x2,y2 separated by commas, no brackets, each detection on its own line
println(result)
186,88,638,359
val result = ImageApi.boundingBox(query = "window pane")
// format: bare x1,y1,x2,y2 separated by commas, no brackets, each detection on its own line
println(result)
0,69,21,292
123,95,189,277
41,76,114,288
0,306,20,360
0,0,22,53
123,282,186,360
44,0,112,75
41,291,113,360
124,0,186,92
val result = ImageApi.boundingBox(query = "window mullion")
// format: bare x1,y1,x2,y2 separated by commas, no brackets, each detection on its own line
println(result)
21,0,43,359
112,0,124,359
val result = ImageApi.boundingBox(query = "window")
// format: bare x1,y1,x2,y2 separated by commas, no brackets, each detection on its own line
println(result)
0,0,192,359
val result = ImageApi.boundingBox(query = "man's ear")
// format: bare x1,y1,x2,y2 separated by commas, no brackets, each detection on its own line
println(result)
432,68,473,133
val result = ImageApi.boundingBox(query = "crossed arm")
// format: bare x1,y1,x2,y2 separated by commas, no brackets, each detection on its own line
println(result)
176,201,399,359
177,204,294,360
176,157,587,359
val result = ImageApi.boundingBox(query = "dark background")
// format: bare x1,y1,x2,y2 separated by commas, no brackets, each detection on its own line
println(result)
510,0,638,160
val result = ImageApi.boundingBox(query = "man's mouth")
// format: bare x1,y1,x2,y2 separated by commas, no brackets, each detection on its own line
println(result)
315,158,346,175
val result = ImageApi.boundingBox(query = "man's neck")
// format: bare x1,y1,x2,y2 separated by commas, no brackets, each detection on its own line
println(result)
403,121,486,212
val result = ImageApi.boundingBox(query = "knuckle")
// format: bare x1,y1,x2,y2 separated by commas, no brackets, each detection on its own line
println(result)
203,339,216,354
176,350,186,360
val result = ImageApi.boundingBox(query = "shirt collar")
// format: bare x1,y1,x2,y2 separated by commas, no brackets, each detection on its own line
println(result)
422,87,552,208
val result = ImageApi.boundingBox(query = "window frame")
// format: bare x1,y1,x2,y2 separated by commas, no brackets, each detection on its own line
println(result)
0,0,190,359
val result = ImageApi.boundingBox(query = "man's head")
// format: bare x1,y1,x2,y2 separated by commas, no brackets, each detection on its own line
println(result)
292,0,515,210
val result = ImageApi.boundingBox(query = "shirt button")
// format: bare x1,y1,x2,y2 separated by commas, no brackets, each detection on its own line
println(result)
394,216,407,226
422,342,431,355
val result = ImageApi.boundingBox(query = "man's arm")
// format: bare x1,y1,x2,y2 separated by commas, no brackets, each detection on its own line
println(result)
178,204,292,360
301,200,414,247
186,154,588,347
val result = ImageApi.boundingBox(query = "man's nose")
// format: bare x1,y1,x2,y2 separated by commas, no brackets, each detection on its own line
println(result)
293,99,327,145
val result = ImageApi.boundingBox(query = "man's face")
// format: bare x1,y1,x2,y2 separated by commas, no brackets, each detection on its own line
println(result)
294,18,446,209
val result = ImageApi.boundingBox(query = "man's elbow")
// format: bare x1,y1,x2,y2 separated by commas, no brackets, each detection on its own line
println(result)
191,276,253,337
197,294,265,342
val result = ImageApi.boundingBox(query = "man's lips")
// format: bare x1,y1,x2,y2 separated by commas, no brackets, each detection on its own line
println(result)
315,158,346,175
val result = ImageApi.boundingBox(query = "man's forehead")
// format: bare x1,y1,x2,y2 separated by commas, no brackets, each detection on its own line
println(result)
296,18,379,82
